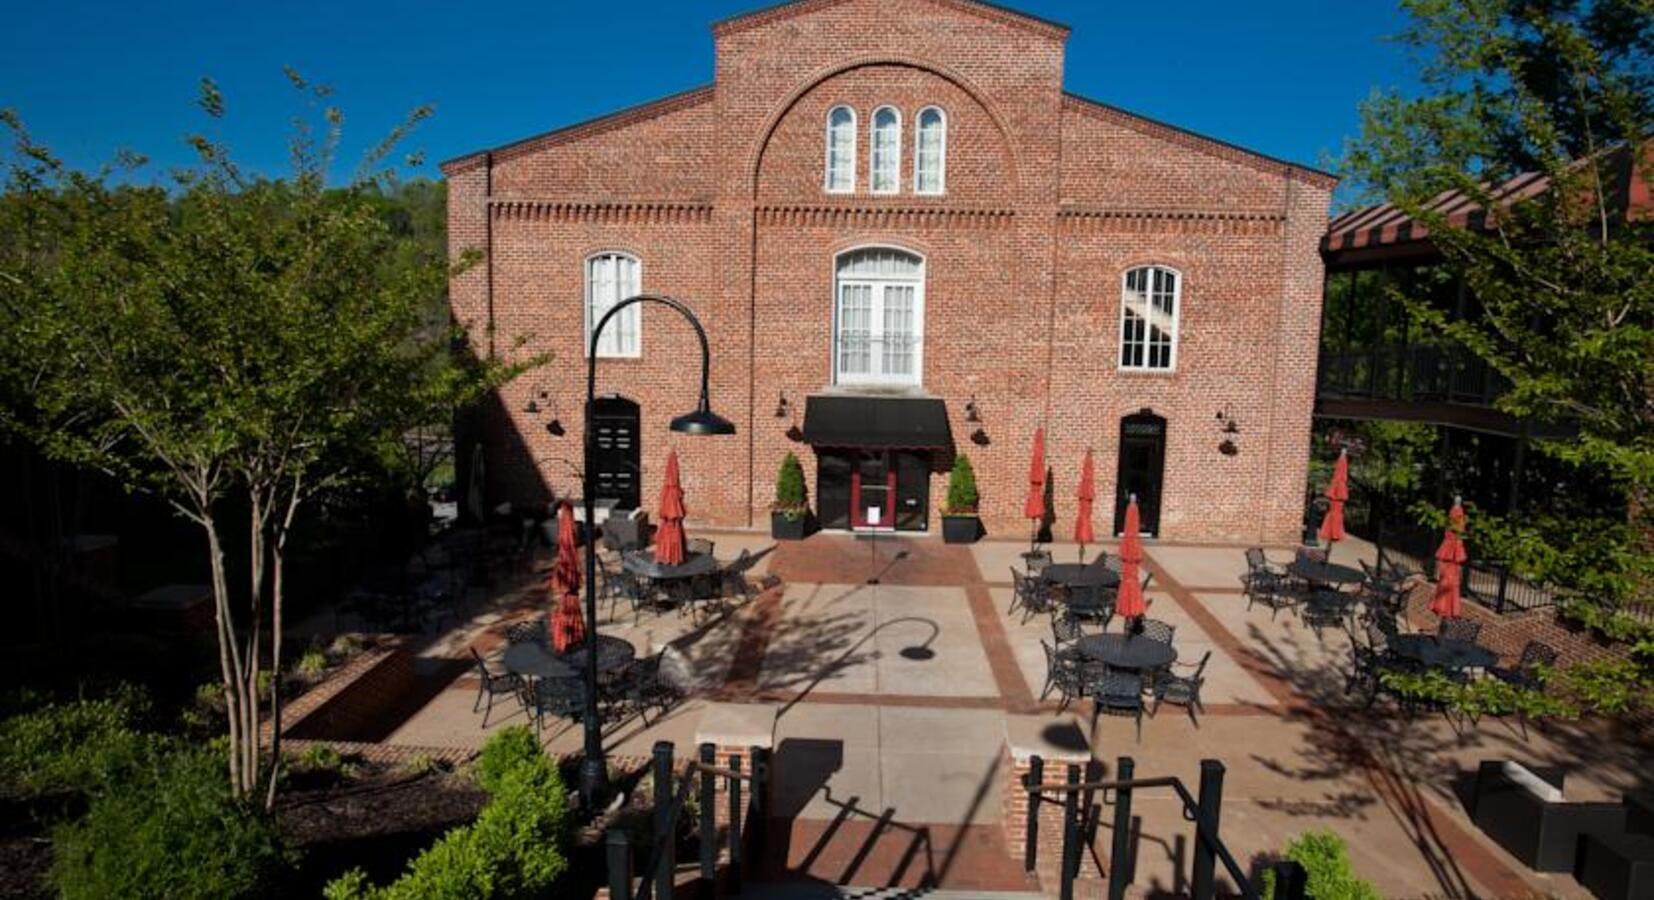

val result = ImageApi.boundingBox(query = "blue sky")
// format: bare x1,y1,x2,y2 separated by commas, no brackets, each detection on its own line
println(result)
2,0,1416,196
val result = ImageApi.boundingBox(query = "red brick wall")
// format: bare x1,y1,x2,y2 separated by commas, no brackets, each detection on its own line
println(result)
442,0,1334,542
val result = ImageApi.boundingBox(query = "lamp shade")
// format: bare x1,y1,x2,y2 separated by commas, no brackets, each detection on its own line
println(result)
670,405,736,435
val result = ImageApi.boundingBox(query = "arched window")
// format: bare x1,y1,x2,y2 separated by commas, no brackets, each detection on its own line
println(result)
585,252,641,357
825,106,856,193
913,106,946,194
1119,265,1180,371
870,106,901,194
834,248,925,385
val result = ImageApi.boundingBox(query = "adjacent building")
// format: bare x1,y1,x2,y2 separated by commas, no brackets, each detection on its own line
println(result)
443,0,1335,543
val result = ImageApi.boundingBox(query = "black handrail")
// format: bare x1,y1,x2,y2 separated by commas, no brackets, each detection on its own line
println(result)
608,740,769,900
1023,756,1306,900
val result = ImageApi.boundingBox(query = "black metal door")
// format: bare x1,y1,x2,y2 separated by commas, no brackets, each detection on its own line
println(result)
816,451,852,530
1114,412,1166,535
894,451,930,532
591,395,640,509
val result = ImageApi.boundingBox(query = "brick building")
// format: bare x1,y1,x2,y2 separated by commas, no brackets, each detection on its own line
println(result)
442,0,1335,543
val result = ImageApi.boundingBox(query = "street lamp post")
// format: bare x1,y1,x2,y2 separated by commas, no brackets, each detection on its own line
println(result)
579,294,734,809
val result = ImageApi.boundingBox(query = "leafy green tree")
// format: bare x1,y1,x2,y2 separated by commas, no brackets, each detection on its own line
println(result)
945,454,979,514
0,74,540,804
1344,0,1654,609
773,452,808,517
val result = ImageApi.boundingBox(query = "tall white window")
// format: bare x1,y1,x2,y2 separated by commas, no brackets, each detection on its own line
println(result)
825,106,856,193
914,106,946,195
835,248,924,385
1119,265,1180,371
870,106,901,194
585,253,641,358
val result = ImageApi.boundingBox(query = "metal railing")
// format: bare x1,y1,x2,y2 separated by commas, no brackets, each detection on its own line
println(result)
1318,344,1510,408
606,740,770,900
1023,755,1307,900
1368,517,1559,615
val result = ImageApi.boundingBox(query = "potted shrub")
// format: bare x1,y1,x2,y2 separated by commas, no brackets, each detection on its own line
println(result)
771,452,813,540
941,454,983,544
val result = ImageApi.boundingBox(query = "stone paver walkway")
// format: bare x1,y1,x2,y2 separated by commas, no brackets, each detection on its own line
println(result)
334,530,1649,898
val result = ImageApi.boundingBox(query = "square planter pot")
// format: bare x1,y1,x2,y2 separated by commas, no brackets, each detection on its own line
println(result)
771,511,811,541
942,515,982,544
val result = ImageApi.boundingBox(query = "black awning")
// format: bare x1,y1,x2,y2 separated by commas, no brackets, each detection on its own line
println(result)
801,395,953,450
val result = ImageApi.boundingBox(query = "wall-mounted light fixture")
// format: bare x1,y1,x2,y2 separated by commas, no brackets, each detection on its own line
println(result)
1216,408,1241,456
775,391,790,419
526,389,565,437
965,395,981,423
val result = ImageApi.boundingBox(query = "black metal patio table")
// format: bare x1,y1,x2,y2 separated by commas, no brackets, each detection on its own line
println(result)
502,634,636,680
1042,563,1121,590
621,549,718,580
1074,633,1177,672
1288,560,1365,588
1391,634,1497,671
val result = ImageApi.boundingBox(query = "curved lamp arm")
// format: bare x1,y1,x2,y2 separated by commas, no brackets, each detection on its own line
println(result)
587,293,717,421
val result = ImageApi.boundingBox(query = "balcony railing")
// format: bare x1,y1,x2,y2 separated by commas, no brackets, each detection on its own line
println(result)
1317,344,1510,408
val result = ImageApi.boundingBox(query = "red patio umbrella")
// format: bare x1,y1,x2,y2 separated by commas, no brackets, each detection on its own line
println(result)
1115,495,1148,621
1318,449,1349,546
1430,498,1468,620
548,503,586,651
654,449,687,566
1074,449,1096,562
1024,428,1046,552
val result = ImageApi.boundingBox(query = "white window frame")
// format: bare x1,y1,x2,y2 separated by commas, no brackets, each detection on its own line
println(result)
824,105,857,194
584,252,642,359
870,105,902,195
913,106,946,195
833,247,926,387
1118,265,1181,373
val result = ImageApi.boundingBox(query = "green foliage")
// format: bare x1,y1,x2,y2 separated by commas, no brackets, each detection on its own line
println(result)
296,648,330,676
1342,0,1654,617
1553,658,1653,716
1260,830,1382,900
50,742,289,900
1380,668,1576,720
944,453,979,515
773,452,808,518
0,691,153,798
1556,598,1654,644
326,727,569,899
292,743,346,775
399,752,445,778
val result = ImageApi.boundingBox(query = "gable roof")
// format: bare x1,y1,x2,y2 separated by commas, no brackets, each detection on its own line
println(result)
440,85,714,174
713,0,1070,40
1063,93,1338,188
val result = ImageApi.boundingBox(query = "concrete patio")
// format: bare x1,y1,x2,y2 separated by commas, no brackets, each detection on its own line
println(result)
324,530,1650,898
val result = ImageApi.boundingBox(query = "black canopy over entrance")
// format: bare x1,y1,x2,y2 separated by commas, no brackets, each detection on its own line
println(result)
800,396,952,450
802,396,951,532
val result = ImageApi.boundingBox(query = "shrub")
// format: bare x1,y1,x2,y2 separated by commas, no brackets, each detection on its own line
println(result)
400,752,445,778
773,452,808,518
0,692,154,798
297,648,330,676
327,726,570,899
1260,830,1380,900
943,454,979,514
51,742,289,900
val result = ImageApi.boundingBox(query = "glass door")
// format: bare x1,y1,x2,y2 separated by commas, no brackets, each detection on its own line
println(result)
851,452,894,530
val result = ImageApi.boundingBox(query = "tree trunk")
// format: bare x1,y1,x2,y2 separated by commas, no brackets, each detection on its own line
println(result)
202,512,248,796
264,476,303,810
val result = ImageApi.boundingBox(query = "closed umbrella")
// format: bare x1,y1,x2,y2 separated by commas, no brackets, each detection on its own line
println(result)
1024,428,1046,553
654,450,687,566
548,502,586,651
1318,449,1349,546
1074,449,1096,562
1116,496,1148,621
1430,498,1468,621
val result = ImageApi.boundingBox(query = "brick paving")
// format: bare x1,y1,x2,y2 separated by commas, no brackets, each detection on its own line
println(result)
287,531,1651,898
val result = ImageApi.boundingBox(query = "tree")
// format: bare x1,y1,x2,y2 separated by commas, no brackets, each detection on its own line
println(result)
1343,0,1654,609
0,75,540,805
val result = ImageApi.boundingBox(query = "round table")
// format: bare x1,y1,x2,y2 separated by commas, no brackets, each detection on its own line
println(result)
1391,634,1497,671
502,634,637,680
1288,560,1365,587
1042,563,1121,590
622,550,718,580
1074,633,1177,671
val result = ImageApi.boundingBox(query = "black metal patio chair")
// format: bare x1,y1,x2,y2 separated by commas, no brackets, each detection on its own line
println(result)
1093,670,1146,742
1244,570,1298,620
1438,617,1483,645
527,676,587,732
1151,650,1211,726
505,618,546,646
1040,640,1088,711
1138,618,1175,645
469,648,526,728
1010,568,1055,621
1490,640,1558,690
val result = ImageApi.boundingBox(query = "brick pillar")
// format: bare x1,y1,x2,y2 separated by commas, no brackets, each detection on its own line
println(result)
693,702,779,829
1001,714,1103,895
